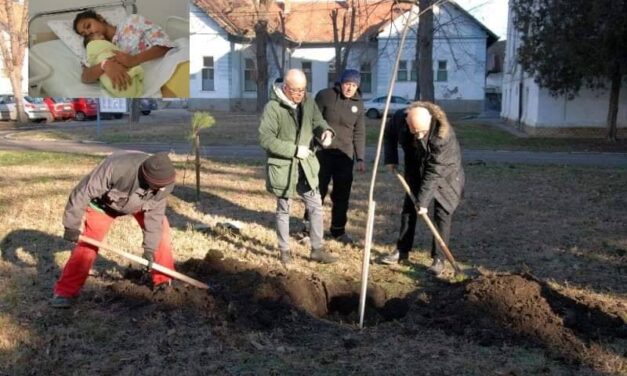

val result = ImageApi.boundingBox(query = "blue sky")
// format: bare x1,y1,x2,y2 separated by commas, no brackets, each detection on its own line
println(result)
456,0,509,39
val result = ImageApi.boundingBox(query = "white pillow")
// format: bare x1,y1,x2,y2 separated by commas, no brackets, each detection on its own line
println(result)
46,8,128,64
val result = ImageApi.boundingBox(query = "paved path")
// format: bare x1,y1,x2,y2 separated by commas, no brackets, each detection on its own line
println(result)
1,128,626,168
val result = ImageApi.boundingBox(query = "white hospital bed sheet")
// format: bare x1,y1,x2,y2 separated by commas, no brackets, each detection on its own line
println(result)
31,37,189,98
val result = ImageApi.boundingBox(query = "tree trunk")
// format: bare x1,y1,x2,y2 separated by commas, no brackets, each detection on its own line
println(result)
413,44,420,100
417,0,434,102
332,9,343,83
255,21,269,113
130,99,141,123
195,133,201,201
340,4,357,75
0,1,28,123
606,61,620,142
8,71,27,123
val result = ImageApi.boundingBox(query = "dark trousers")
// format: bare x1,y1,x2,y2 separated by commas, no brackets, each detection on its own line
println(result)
305,150,354,237
396,178,454,260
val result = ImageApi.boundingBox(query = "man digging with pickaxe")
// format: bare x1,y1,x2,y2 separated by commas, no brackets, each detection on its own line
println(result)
51,151,178,308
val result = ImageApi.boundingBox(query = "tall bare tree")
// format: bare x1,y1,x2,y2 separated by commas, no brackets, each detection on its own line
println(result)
414,0,434,101
268,8,287,78
0,0,28,123
251,0,277,113
330,1,358,84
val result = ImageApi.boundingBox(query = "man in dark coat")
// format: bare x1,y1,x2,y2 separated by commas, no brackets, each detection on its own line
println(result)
309,68,366,244
381,101,464,275
51,151,177,308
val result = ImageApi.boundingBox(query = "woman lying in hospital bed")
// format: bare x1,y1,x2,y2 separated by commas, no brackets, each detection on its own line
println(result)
73,10,188,97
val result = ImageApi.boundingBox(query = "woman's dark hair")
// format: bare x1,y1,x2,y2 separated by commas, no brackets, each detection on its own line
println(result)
73,10,108,34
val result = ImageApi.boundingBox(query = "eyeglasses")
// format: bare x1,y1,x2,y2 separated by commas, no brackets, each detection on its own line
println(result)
285,85,306,95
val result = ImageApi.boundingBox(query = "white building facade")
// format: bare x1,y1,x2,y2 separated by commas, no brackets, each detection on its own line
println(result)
377,4,493,113
501,2,627,136
190,2,495,113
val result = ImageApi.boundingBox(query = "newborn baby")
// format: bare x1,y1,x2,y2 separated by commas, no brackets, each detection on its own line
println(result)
84,33,144,97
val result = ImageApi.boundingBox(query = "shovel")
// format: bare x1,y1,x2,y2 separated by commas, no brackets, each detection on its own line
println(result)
393,172,464,276
79,235,210,289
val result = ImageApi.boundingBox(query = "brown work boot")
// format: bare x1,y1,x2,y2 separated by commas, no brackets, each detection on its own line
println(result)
310,248,338,264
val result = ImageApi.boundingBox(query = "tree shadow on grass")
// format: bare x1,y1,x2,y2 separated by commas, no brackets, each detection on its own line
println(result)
169,185,283,262
0,229,120,291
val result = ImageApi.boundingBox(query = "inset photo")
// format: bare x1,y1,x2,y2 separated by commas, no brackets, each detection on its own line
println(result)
28,0,190,98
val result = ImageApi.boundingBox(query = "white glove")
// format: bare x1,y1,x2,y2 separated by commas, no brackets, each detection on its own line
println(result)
417,207,428,215
296,145,311,159
321,130,333,148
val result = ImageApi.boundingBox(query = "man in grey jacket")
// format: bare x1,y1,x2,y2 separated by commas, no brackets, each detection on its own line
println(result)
51,151,177,308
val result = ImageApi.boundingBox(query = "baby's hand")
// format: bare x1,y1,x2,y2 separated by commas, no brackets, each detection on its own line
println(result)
112,51,137,68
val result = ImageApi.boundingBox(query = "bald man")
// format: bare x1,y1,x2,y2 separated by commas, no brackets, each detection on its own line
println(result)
381,101,464,276
259,69,338,265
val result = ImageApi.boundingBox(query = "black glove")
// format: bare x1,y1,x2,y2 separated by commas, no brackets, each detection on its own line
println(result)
143,251,154,271
63,227,81,243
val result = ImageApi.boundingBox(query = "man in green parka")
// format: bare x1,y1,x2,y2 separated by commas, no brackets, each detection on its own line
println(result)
259,69,338,265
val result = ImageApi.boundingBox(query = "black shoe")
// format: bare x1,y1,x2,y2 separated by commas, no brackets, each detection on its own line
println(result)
428,258,445,276
310,248,338,264
294,229,310,244
332,233,354,245
294,221,311,244
50,294,73,308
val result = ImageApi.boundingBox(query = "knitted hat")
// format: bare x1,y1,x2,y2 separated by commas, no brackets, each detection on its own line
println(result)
340,69,361,86
141,152,175,188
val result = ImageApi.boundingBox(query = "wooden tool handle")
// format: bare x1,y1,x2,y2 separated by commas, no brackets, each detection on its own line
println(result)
393,172,462,274
79,235,209,289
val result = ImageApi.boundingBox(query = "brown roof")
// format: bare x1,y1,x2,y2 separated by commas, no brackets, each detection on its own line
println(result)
193,0,410,44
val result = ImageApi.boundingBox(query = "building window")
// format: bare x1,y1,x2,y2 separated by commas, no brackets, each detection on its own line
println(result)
360,62,372,93
202,56,214,91
436,60,448,82
244,58,257,92
397,60,408,81
410,60,418,81
302,61,312,92
327,61,336,88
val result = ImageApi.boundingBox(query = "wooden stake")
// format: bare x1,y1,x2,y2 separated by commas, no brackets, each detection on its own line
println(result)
358,7,418,329
358,202,375,328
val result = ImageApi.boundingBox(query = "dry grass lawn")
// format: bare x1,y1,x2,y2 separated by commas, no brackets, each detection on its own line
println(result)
0,151,625,375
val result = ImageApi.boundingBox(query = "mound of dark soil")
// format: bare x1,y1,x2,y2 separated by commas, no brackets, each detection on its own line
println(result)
407,273,626,370
102,256,625,372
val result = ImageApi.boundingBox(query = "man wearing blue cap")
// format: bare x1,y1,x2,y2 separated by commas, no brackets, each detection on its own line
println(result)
305,68,366,244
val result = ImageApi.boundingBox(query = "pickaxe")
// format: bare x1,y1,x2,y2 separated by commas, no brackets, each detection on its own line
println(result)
79,235,210,289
